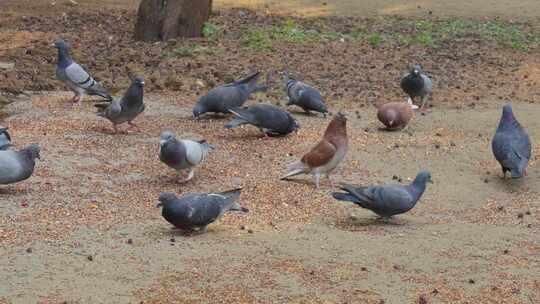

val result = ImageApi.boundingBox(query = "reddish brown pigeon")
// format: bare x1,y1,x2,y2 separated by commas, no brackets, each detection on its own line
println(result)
281,112,348,188
377,101,414,130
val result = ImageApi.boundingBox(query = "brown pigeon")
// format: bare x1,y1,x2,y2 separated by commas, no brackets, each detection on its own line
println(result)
377,101,414,130
281,112,348,188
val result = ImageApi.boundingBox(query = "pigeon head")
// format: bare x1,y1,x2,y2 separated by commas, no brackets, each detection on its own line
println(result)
159,131,176,146
501,103,515,121
53,39,68,50
193,100,206,118
413,170,433,185
23,144,41,160
157,192,177,208
410,64,422,76
132,76,145,87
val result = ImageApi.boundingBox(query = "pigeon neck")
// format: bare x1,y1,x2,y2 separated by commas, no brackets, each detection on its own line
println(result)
57,48,72,68
125,85,143,104
498,112,519,130
409,178,427,199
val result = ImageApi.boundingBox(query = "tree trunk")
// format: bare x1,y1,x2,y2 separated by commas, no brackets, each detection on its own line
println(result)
134,0,212,41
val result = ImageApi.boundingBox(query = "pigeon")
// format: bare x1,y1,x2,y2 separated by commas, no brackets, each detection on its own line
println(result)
157,189,249,233
0,127,12,150
400,64,432,111
159,131,213,183
193,72,267,118
332,170,432,221
0,144,40,185
225,104,299,137
377,100,414,130
281,112,348,188
492,103,532,178
284,72,328,116
53,39,112,103
95,76,145,134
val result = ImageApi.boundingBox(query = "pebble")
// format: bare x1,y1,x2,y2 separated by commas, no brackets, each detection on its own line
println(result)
418,295,428,304
87,255,93,261
26,247,32,253
127,238,133,245
468,279,475,284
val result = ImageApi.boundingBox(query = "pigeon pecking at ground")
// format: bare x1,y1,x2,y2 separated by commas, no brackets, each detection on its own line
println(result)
332,170,433,221
0,127,12,150
157,189,249,233
193,72,267,118
281,112,348,188
95,76,146,134
0,144,40,186
491,103,532,178
284,71,328,116
159,131,213,183
400,64,432,112
225,104,299,137
53,39,112,103
377,101,414,131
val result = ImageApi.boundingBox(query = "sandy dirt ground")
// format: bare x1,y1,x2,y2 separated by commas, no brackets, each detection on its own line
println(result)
0,1,539,303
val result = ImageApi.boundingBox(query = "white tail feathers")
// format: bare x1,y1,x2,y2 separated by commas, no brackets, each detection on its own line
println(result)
407,97,419,110
281,161,309,179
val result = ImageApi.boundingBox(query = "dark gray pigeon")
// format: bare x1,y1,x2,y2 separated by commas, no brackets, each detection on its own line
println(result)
0,127,12,150
95,76,145,134
193,72,267,118
492,103,531,178
400,64,432,111
0,144,40,185
332,171,432,220
284,72,328,116
225,104,299,137
53,39,112,103
157,189,249,233
159,131,213,183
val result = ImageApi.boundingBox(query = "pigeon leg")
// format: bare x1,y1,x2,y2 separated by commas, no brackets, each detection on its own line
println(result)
178,169,195,184
419,96,429,112
314,173,321,189
112,124,119,134
127,121,142,132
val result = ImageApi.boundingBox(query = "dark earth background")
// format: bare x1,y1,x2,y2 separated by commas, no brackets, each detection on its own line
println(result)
0,0,539,303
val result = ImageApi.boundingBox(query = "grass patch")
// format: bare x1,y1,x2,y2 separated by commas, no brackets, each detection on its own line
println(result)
240,17,540,52
202,22,219,39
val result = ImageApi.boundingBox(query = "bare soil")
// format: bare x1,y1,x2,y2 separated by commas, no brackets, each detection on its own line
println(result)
0,1,539,304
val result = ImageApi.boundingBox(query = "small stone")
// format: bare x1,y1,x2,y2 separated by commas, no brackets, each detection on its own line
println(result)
484,178,489,183
468,279,475,284
392,175,399,180
432,289,438,295
503,249,509,254
435,132,442,137
511,287,520,294
450,141,456,147
517,213,524,219
247,229,254,234
434,144,440,149
393,143,400,149
87,255,93,261
525,211,531,215
360,267,367,271
421,112,426,116
398,178,403,183
240,225,247,230
26,248,32,253
170,238,176,243
127,238,133,244
497,206,504,212
418,295,428,304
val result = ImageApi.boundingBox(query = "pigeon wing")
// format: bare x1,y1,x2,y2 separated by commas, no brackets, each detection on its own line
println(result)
301,139,336,168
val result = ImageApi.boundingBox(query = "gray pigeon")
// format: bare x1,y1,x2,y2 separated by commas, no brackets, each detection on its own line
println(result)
492,103,532,178
95,76,145,134
193,72,267,118
159,131,213,183
0,144,40,185
284,72,328,116
53,39,112,103
400,64,432,111
0,127,12,150
157,189,249,233
332,171,432,220
225,104,299,137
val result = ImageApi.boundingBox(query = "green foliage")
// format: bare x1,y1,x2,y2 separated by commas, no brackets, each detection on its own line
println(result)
244,27,273,51
368,33,383,47
202,22,219,38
